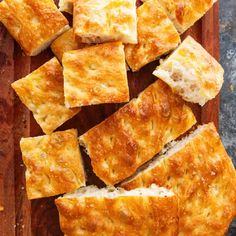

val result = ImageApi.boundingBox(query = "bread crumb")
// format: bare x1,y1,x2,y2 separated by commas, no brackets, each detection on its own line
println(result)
230,84,234,92
0,206,4,211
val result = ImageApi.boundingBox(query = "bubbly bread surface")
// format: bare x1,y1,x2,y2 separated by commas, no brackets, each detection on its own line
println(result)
153,36,224,106
73,0,137,44
79,80,196,185
20,129,86,199
157,0,217,33
121,123,236,236
56,184,179,236
63,41,129,108
125,0,180,71
11,57,80,134
0,0,69,56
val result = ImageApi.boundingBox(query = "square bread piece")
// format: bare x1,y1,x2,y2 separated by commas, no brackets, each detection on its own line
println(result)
73,0,137,44
121,123,236,236
0,0,69,56
51,28,87,62
59,0,74,14
153,36,224,106
125,0,180,72
55,184,179,236
157,0,217,33
79,80,196,185
20,129,86,200
11,57,80,134
63,41,130,108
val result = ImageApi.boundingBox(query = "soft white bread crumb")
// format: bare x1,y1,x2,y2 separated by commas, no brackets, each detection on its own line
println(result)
153,36,224,106
62,184,174,199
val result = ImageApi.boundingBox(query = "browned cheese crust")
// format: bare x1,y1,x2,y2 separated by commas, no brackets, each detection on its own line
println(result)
125,0,180,71
63,41,130,108
0,0,69,56
80,80,196,185
20,129,86,199
55,193,179,235
157,0,217,33
51,28,87,62
11,57,80,134
121,123,236,236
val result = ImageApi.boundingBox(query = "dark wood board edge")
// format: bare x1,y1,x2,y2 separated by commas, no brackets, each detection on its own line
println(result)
0,25,16,236
201,2,220,130
13,45,32,236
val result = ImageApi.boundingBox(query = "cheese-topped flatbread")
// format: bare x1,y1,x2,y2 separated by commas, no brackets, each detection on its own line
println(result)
51,28,87,62
20,129,86,200
63,42,130,108
0,0,69,56
55,185,179,236
125,0,180,72
12,57,80,134
73,0,137,44
153,36,224,106
157,0,217,33
79,80,196,185
121,123,236,236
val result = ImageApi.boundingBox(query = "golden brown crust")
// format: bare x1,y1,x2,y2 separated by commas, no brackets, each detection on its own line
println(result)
73,0,137,44
55,191,179,236
157,0,217,33
51,28,87,62
20,129,86,200
79,80,196,185
125,0,180,71
121,123,236,236
11,57,80,134
63,41,130,108
153,36,224,106
0,0,69,56
59,0,74,14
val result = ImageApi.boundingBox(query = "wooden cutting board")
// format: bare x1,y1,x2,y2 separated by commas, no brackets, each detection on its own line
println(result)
0,1,220,235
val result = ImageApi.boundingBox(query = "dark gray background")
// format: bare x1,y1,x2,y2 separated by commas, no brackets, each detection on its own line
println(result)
219,0,236,234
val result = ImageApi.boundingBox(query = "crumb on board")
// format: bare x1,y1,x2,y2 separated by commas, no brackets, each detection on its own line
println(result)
0,206,4,212
230,84,234,92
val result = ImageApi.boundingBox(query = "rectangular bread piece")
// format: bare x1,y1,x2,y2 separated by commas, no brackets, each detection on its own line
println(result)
55,184,179,236
73,0,137,44
51,28,87,62
11,57,80,134
63,41,130,108
153,36,224,106
20,129,86,200
0,0,69,56
59,0,74,14
125,0,180,72
157,0,217,33
121,123,236,236
79,80,196,185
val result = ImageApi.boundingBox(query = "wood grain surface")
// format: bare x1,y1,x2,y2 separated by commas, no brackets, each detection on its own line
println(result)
0,2,220,235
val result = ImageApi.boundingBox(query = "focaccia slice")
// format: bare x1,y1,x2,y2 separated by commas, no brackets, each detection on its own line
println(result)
55,185,179,236
125,0,180,72
63,42,129,108
51,28,87,62
79,80,196,185
12,57,80,134
0,0,69,56
121,123,236,236
157,0,217,33
153,36,224,106
59,0,74,14
73,0,137,44
20,129,86,200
